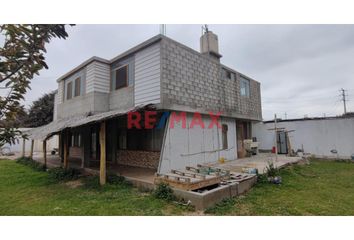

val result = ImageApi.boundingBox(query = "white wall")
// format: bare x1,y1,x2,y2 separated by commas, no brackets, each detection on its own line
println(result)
158,113,237,174
253,118,354,159
134,43,161,105
3,129,59,154
86,61,110,94
53,92,58,121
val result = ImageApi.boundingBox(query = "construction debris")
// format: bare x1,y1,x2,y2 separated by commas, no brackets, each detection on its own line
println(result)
154,164,255,191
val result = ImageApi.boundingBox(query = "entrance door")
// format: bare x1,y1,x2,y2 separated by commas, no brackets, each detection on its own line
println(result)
277,131,288,154
236,121,245,158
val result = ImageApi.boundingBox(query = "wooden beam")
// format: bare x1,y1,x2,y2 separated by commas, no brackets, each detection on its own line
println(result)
29,140,34,159
43,140,47,168
99,121,106,185
21,138,26,158
63,131,69,169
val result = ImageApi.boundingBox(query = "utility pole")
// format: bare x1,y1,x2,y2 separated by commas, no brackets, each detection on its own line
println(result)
274,114,278,162
340,88,347,115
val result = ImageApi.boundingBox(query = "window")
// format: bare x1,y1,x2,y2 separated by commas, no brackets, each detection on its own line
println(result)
115,65,128,90
240,76,250,97
71,133,81,147
118,129,127,149
66,82,72,100
222,124,228,150
74,77,81,97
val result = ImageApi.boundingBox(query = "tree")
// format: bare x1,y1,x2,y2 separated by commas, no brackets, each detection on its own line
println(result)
25,91,55,127
0,24,71,147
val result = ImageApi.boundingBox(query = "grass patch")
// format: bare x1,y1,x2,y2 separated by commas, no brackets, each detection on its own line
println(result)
206,159,354,215
0,160,187,215
16,157,46,171
47,167,81,183
2,158,354,215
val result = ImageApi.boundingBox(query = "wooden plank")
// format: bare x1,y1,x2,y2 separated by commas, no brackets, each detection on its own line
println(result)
154,175,221,191
63,131,68,169
43,140,47,168
99,121,106,185
29,140,34,159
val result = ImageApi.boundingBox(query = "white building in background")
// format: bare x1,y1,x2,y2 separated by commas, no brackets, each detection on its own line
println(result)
2,128,58,154
252,117,354,159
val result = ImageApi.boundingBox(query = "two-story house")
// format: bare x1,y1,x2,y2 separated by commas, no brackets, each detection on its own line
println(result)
29,30,262,184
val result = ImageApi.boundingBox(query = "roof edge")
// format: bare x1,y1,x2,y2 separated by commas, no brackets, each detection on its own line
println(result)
56,56,110,82
57,34,164,83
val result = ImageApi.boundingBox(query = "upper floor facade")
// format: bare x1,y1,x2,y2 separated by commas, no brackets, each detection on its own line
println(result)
54,33,262,121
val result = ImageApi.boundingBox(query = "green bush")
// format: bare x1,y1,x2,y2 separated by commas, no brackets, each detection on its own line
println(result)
265,161,280,177
47,167,80,182
82,174,130,190
16,157,46,171
153,183,176,202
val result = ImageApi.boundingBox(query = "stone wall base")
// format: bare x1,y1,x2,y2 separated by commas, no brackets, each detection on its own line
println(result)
117,150,160,169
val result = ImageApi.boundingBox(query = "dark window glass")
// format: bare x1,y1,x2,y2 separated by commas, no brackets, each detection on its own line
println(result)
222,124,228,149
67,82,72,100
74,77,81,97
115,65,128,89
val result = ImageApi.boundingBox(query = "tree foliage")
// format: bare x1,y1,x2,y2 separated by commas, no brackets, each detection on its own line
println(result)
0,24,71,147
25,91,55,127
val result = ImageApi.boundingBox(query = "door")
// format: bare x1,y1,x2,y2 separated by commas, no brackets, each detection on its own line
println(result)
277,131,288,154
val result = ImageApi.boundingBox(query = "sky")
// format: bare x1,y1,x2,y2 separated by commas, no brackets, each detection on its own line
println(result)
4,24,354,121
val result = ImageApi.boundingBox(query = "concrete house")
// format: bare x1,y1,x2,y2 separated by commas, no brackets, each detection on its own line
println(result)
29,30,262,184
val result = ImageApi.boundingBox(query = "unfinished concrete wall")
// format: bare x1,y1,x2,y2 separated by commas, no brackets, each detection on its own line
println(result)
109,86,134,110
158,112,237,174
57,92,109,118
117,150,160,169
160,37,262,121
253,118,354,159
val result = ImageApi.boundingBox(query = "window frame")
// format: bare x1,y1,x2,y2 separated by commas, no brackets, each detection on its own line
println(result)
114,64,129,90
74,77,81,97
66,81,73,100
240,76,251,97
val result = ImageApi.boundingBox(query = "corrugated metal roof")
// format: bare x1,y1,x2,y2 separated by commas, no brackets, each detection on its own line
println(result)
26,104,153,140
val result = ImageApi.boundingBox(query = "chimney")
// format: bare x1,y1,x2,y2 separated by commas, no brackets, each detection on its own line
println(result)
200,28,222,61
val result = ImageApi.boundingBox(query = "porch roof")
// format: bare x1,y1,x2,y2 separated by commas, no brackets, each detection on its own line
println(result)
26,104,154,141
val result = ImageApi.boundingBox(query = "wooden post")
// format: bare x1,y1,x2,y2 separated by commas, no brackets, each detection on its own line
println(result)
43,140,47,168
99,121,106,185
21,138,26,158
29,140,34,159
63,131,69,169
274,114,278,162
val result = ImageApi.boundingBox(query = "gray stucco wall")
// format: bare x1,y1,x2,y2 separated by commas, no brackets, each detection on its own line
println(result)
160,37,262,121
57,92,109,118
109,86,134,110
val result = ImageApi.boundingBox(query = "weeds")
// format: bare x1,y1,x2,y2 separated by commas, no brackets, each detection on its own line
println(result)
47,167,80,183
16,157,46,171
153,183,176,202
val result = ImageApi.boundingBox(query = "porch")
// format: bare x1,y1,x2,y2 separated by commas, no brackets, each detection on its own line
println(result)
32,153,156,187
26,105,163,186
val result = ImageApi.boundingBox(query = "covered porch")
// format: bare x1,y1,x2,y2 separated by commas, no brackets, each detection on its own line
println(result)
26,105,163,186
